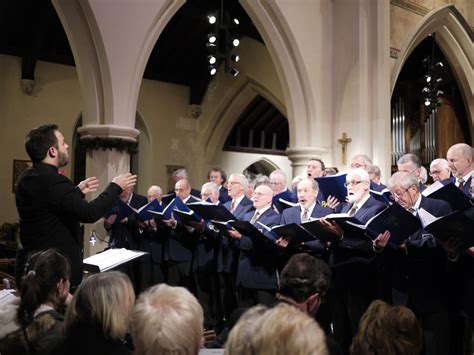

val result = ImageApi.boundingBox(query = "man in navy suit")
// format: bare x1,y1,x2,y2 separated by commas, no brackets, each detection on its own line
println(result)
208,167,231,204
269,169,295,203
429,158,451,182
228,184,280,307
319,168,387,352
220,173,253,320
279,178,333,258
104,186,148,250
387,171,452,355
137,185,167,291
162,179,200,292
447,143,473,196
350,154,386,192
397,153,426,191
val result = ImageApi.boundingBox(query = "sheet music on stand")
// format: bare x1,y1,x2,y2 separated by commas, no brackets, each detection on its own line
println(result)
83,248,147,273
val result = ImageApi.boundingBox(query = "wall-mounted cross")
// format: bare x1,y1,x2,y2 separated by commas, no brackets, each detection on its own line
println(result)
337,132,352,165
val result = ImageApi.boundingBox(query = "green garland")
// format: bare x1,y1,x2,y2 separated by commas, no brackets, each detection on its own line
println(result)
78,137,138,155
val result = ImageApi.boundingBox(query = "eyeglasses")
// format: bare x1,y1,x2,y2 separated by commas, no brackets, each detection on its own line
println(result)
344,180,363,187
228,181,241,185
391,189,408,199
350,163,366,169
429,170,441,176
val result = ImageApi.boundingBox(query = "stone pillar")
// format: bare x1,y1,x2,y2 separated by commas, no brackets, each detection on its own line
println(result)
286,146,330,178
78,125,139,256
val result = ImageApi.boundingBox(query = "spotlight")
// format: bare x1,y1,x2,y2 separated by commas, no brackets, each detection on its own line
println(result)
233,18,239,25
207,14,217,24
436,77,442,83
208,34,217,44
422,87,429,94
424,99,431,107
208,55,217,65
435,61,443,67
210,67,217,76
231,54,240,63
232,38,240,47
436,90,444,96
230,68,239,76
206,42,216,49
425,75,431,83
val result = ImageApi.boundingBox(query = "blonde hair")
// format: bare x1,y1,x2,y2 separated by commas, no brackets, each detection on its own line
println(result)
131,284,203,355
247,304,328,355
350,300,422,355
64,271,135,340
225,305,269,355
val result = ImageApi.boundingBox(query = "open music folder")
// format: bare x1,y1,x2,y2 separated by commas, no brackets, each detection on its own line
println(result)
83,248,147,273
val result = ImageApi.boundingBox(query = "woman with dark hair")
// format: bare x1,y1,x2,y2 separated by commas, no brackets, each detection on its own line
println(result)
54,271,135,355
0,249,71,355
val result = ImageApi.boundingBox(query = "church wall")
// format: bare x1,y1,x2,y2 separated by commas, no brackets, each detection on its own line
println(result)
0,55,82,224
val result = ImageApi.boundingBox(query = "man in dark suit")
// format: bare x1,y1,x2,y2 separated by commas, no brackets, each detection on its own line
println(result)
279,178,333,258
208,167,231,204
15,124,136,288
429,158,451,182
220,173,253,321
269,169,295,203
397,153,426,191
387,171,452,355
447,143,473,196
168,168,201,198
136,185,167,291
228,184,280,307
104,186,147,250
162,179,200,292
319,168,387,352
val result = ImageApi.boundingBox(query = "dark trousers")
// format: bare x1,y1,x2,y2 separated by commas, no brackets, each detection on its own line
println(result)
417,309,451,355
166,261,195,294
195,270,223,330
220,271,239,323
139,258,165,292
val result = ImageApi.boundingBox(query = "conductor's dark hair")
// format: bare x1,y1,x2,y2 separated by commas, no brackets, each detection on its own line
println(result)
25,124,59,163
208,167,227,184
279,253,331,303
17,249,71,329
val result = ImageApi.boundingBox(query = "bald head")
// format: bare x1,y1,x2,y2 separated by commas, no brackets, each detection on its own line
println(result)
447,143,474,179
252,184,274,210
175,179,191,200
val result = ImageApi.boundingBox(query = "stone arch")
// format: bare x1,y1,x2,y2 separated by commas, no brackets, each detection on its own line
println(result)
391,5,473,132
200,75,286,166
239,0,318,148
244,157,280,175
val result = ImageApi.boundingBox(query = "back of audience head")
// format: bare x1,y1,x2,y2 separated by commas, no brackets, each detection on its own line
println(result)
251,303,328,355
64,271,135,341
225,305,268,355
350,300,422,355
279,253,331,316
18,249,71,328
131,284,203,355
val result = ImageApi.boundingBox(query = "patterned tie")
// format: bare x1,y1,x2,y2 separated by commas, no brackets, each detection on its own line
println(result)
230,200,236,213
458,178,465,190
349,204,357,217
301,208,310,222
408,207,416,215
250,211,260,225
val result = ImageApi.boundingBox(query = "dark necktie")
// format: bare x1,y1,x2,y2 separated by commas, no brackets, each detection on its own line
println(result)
250,211,260,225
230,200,236,213
458,178,465,190
408,207,416,215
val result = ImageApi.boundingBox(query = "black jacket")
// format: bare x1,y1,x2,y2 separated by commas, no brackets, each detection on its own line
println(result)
15,162,123,286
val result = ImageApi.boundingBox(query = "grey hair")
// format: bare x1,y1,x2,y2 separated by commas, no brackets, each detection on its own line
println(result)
397,154,421,169
229,173,249,192
387,172,419,191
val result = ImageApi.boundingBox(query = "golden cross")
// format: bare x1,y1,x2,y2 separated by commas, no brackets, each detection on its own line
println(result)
337,132,352,165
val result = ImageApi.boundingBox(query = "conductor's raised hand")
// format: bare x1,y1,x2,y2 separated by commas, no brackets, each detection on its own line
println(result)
112,173,137,191
78,176,99,194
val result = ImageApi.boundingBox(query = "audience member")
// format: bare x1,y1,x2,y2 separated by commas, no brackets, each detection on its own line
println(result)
225,305,268,355
251,303,328,355
0,249,71,355
350,300,422,355
131,284,203,355
56,272,135,355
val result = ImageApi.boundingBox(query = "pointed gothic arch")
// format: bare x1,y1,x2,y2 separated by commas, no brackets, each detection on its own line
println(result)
391,5,473,131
